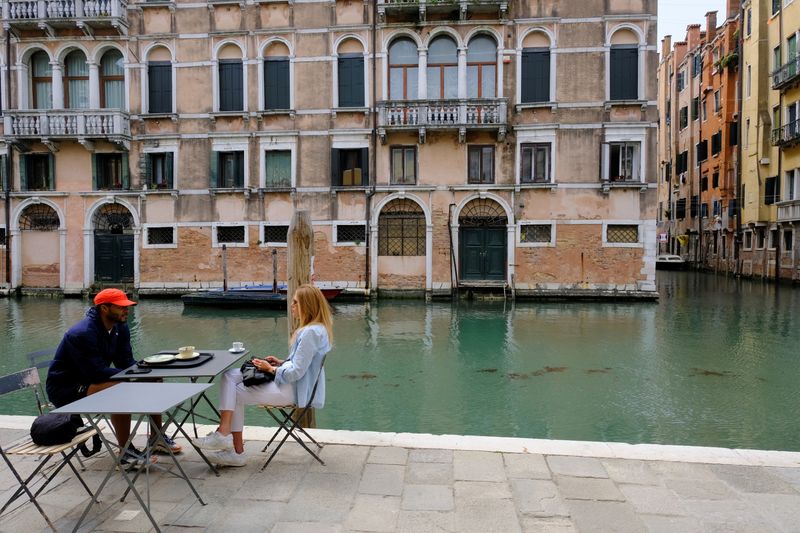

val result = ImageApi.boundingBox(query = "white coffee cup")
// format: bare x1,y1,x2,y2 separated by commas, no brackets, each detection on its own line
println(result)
178,345,195,359
232,341,244,352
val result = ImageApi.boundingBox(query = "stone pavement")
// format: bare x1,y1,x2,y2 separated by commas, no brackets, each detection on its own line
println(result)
1,416,800,532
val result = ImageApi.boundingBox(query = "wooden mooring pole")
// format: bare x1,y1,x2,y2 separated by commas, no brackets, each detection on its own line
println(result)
287,210,315,427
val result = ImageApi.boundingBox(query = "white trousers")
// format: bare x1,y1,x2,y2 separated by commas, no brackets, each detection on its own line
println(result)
219,368,295,432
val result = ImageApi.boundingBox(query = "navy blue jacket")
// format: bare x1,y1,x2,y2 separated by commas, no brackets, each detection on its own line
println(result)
46,307,135,403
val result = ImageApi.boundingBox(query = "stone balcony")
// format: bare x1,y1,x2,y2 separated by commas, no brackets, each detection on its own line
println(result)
770,120,800,148
2,0,128,36
4,109,131,150
377,99,507,143
377,0,507,22
777,200,800,222
772,56,800,91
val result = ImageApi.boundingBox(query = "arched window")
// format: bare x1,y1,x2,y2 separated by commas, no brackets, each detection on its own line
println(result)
338,39,364,107
378,199,425,256
19,204,59,231
521,32,551,103
264,42,290,110
147,46,172,114
31,51,52,110
64,50,89,108
218,44,243,112
389,38,418,100
467,36,496,98
610,29,639,101
100,49,124,109
427,37,457,99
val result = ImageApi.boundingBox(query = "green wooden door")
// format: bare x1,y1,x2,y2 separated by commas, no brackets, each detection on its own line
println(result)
459,227,506,281
95,234,134,283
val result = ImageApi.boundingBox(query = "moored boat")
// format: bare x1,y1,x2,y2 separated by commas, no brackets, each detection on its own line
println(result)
655,254,687,271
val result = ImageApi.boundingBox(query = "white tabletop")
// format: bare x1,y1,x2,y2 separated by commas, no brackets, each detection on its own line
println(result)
51,382,213,415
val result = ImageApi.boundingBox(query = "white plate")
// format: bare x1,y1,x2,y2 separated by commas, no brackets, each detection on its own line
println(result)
228,348,245,353
176,352,200,360
144,354,175,364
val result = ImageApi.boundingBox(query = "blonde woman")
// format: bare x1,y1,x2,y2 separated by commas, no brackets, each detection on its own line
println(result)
194,284,333,466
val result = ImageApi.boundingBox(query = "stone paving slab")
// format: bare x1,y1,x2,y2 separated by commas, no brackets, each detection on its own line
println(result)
1,419,800,532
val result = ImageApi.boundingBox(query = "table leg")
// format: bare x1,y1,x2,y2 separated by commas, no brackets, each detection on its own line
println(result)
147,409,207,505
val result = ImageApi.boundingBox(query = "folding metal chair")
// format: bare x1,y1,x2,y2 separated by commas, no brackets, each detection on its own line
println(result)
0,368,99,531
26,348,56,413
259,355,326,471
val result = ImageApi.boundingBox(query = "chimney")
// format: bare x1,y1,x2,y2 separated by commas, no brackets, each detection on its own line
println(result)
686,24,702,50
662,35,672,57
727,0,739,20
706,11,718,43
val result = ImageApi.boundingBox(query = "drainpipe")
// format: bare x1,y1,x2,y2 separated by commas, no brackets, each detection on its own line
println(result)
734,3,744,275
365,0,377,295
4,30,10,287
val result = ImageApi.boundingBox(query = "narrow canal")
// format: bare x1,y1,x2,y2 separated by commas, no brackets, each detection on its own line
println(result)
1,271,799,451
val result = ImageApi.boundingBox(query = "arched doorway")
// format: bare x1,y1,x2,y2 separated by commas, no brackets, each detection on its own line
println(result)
459,198,507,281
93,204,134,283
18,204,61,287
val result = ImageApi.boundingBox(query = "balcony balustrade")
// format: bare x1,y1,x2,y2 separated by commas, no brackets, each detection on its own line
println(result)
377,99,507,143
771,120,800,148
772,56,800,91
777,200,800,222
377,0,507,21
2,0,128,35
5,110,130,149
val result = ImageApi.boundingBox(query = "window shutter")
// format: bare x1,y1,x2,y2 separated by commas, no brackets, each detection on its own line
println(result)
265,59,290,110
19,154,27,191
148,62,171,114
142,153,152,187
91,153,97,190
338,56,364,107
277,59,290,109
165,152,174,188
331,148,340,186
219,60,244,111
210,151,218,188
610,47,638,100
121,153,129,190
338,58,350,107
359,147,369,186
47,153,55,190
522,49,549,103
236,151,244,187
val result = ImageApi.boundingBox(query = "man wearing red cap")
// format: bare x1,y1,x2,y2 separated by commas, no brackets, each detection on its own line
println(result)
46,288,181,466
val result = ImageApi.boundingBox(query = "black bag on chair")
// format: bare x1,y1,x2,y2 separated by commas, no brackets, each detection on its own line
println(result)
241,359,275,387
30,413,102,457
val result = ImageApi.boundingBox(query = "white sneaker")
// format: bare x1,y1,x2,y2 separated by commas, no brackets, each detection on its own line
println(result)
208,450,247,467
193,431,233,452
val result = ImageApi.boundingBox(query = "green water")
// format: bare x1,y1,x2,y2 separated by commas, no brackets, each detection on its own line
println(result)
2,272,799,451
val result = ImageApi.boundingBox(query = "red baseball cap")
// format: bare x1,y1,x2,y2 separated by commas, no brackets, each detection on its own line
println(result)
93,288,137,307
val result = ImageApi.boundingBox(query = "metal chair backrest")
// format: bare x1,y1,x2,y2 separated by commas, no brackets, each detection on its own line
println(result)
0,367,45,415
305,354,327,408
27,348,55,370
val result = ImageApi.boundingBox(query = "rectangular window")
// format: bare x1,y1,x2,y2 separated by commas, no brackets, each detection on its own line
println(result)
336,223,366,244
690,195,699,218
146,226,175,246
606,224,639,244
701,203,708,218
756,228,766,249
692,54,702,78
216,225,246,245
679,106,688,129
784,229,793,252
747,8,752,36
390,146,417,185
468,146,495,184
676,198,687,219
692,97,700,121
696,140,708,162
711,131,722,156
263,224,289,244
265,150,291,188
676,151,689,174
773,0,781,16
378,214,425,256
701,175,708,191
729,121,738,146
702,98,708,121
331,148,368,186
0,227,6,247
664,162,672,183
21,153,54,191
713,200,721,216
264,58,290,110
521,49,550,103
610,46,638,100
520,224,552,244
677,71,686,92
765,176,780,205
744,231,752,249
770,229,779,249
214,151,245,188
338,54,365,107
145,152,173,189
218,59,243,112
148,61,172,114
746,65,751,99
774,46,782,72
608,142,639,182
712,171,719,189
95,153,127,190
714,90,721,112
520,143,551,184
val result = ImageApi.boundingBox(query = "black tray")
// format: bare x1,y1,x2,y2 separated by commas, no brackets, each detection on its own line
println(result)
138,352,214,369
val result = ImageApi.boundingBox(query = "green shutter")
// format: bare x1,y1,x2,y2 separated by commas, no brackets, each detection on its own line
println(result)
210,151,218,188
0,156,6,191
142,153,152,188
165,152,174,188
19,154,27,191
360,147,369,186
47,153,55,191
331,148,340,186
236,151,244,188
121,153,129,189
91,154,98,190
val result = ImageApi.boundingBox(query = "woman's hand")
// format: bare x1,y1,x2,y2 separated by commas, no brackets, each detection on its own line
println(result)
252,358,276,374
265,356,283,366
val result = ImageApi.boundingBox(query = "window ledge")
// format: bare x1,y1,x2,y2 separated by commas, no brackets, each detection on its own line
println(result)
139,0,175,8
332,107,370,117
515,102,556,112
140,113,178,122
331,186,369,192
518,182,556,189
257,186,294,193
208,0,243,5
142,188,177,194
258,109,295,118
604,99,648,110
210,111,248,122
209,187,250,195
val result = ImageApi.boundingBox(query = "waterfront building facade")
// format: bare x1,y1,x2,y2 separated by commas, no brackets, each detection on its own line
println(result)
0,0,657,297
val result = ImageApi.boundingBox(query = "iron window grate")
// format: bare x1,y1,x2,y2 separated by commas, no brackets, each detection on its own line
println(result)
19,204,59,231
337,224,366,243
607,225,639,243
217,225,246,244
147,227,174,245
93,204,133,233
520,224,551,243
264,225,289,243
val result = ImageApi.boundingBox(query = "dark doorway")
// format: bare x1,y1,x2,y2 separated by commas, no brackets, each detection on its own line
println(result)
458,199,507,282
93,204,134,283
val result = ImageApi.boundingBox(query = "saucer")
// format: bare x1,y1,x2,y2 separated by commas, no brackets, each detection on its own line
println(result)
144,354,175,364
229,348,245,353
176,352,200,360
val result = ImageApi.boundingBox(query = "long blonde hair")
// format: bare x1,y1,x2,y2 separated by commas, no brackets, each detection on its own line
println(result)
290,284,334,347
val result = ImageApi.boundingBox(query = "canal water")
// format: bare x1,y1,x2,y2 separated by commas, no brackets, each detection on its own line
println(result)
1,271,799,452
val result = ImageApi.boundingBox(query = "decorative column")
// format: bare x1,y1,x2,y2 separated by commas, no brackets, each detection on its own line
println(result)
418,48,428,100
496,48,503,98
17,63,28,109
457,48,467,99
88,61,100,108
51,62,64,109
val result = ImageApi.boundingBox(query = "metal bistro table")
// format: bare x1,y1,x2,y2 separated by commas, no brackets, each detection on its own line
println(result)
52,382,212,533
